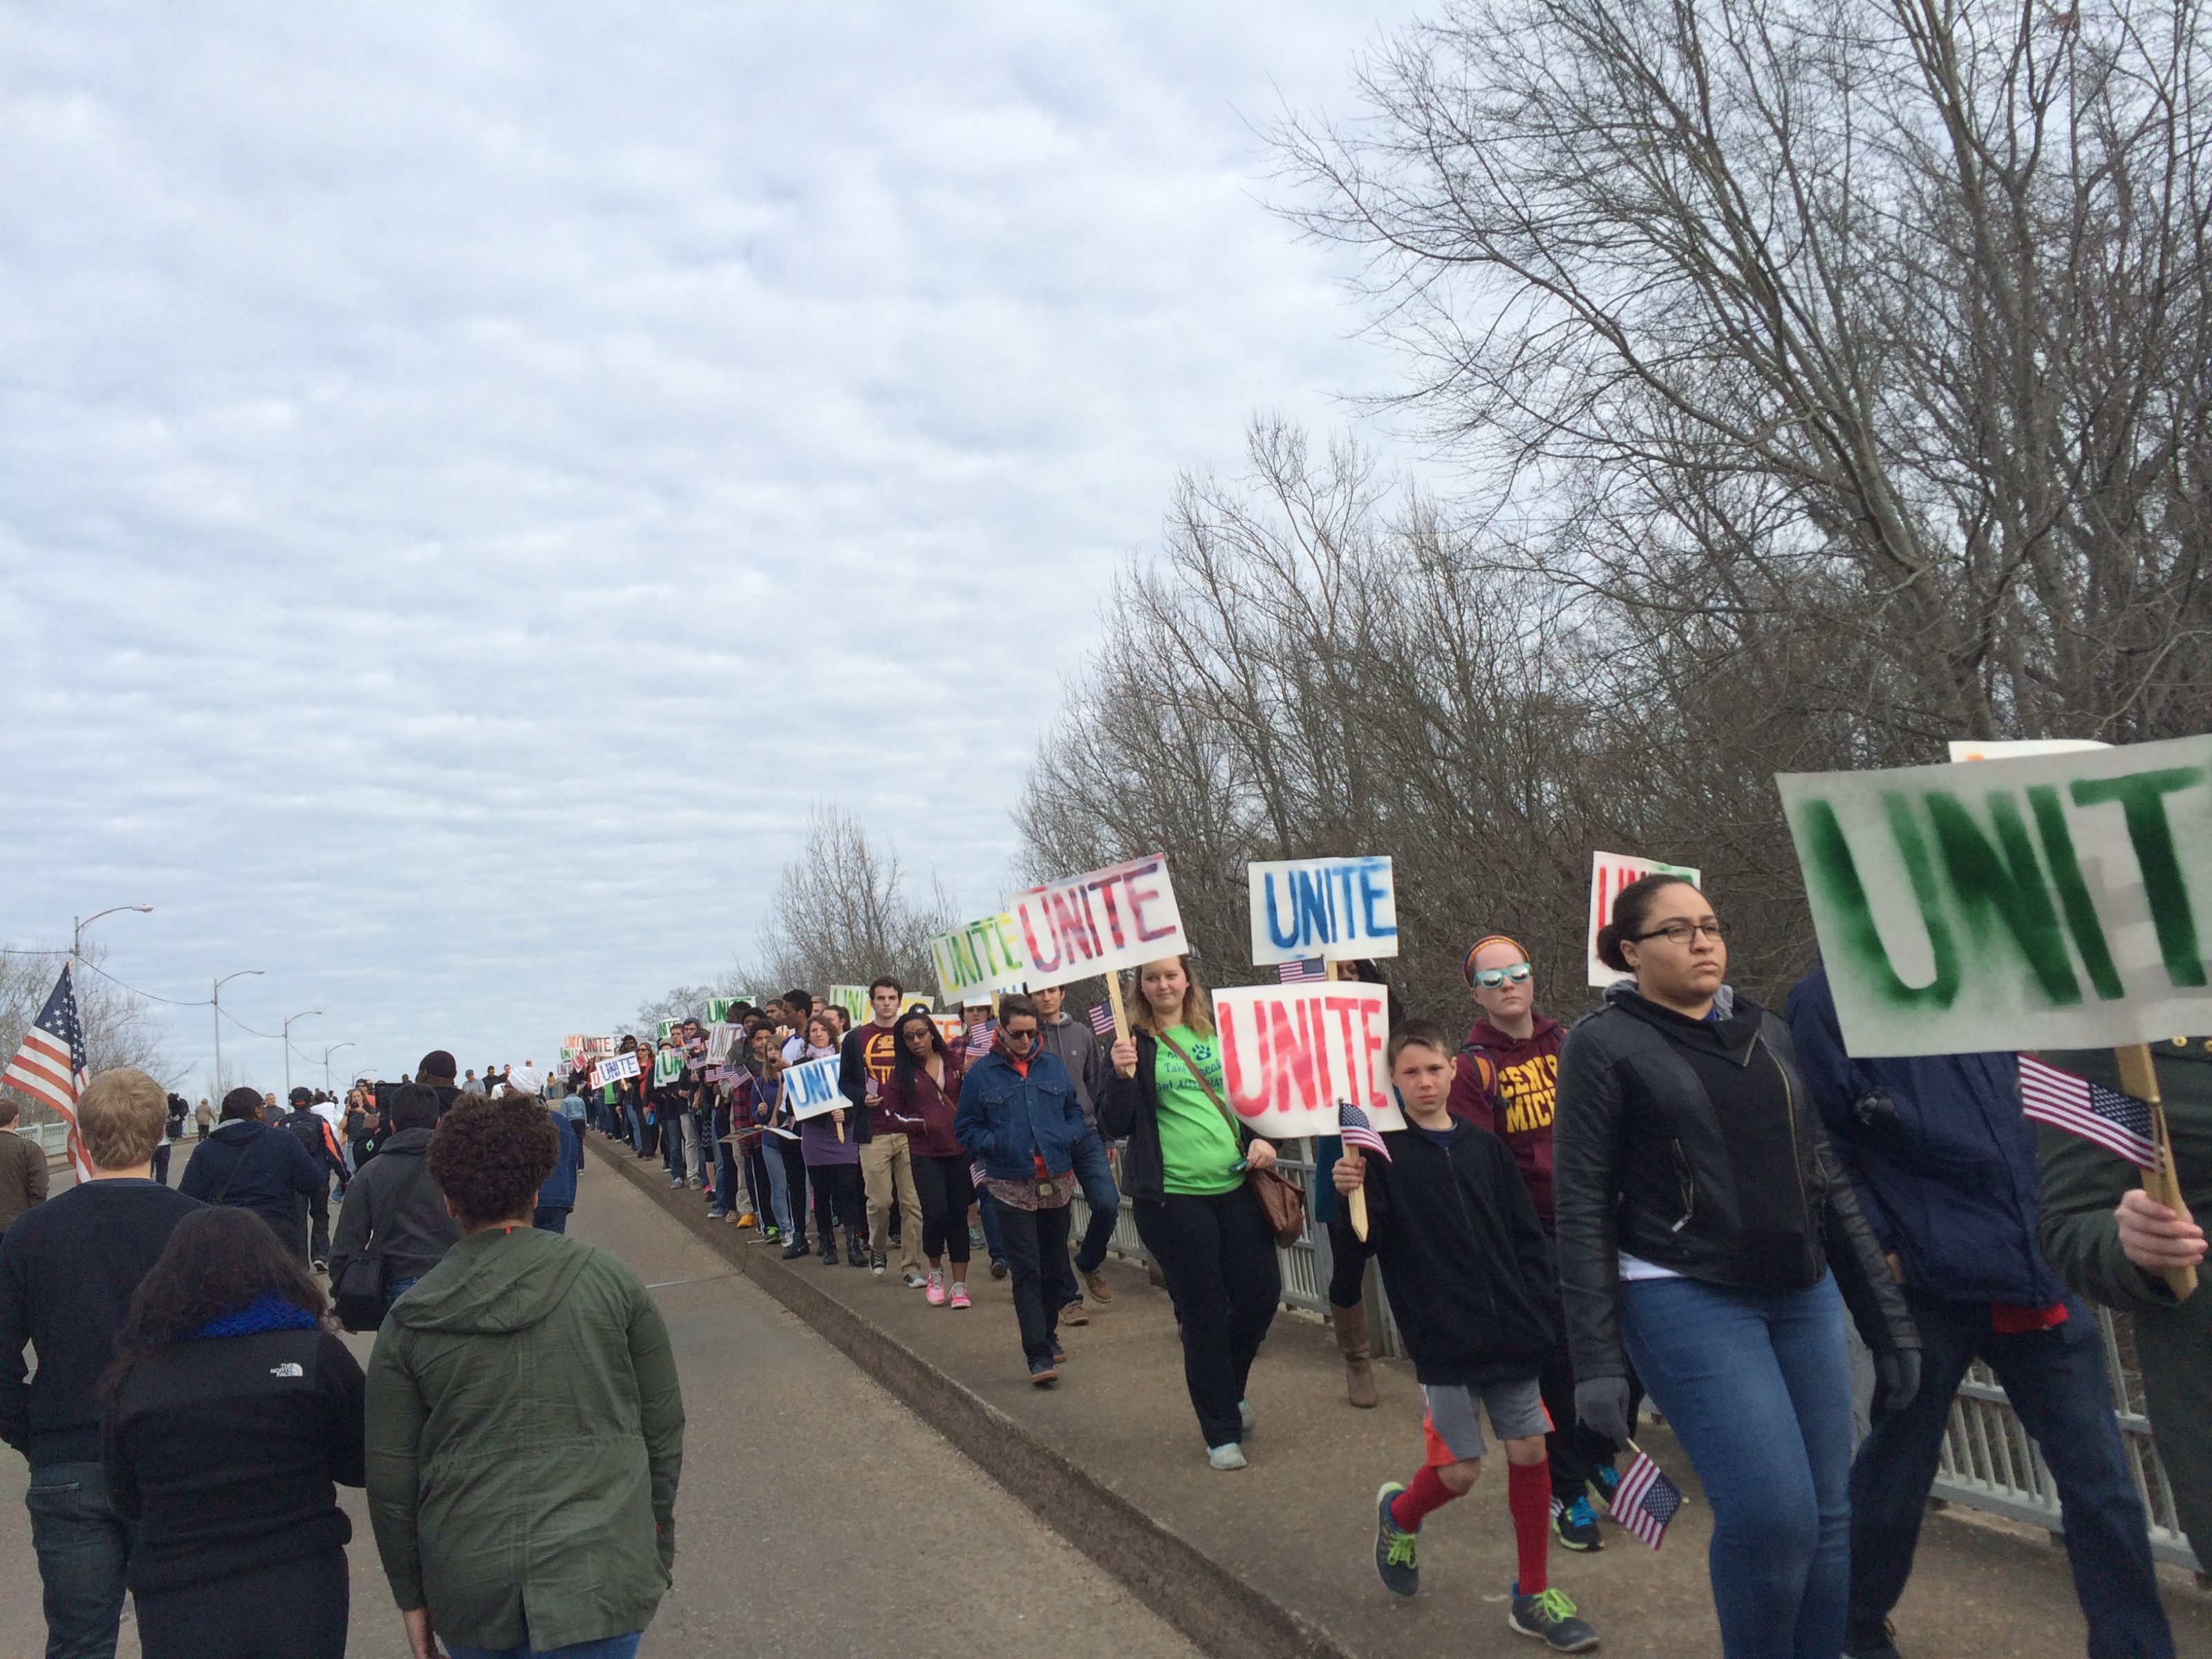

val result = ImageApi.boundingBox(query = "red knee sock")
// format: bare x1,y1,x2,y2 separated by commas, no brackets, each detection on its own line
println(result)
1389,1463,1457,1533
1508,1458,1550,1595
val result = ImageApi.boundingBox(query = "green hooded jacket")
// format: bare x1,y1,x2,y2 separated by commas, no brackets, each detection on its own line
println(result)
364,1225,684,1651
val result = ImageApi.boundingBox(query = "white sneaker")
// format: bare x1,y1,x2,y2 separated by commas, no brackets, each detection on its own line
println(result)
1207,1443,1248,1471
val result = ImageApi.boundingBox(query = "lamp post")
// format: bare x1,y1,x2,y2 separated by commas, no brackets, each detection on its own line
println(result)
72,904,153,962
282,1010,321,1098
211,969,264,1103
321,1042,355,1095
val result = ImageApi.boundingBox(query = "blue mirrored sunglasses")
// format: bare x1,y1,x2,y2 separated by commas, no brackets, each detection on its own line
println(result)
1472,962,1533,990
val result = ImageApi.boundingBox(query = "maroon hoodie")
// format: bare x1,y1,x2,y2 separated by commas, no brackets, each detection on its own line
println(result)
1446,1013,1564,1222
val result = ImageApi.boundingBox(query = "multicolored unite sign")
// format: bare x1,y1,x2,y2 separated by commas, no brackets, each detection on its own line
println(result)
1005,854,1186,990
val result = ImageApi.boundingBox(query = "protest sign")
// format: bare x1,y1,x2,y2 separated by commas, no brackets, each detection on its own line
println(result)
780,1053,846,1121
705,1023,740,1065
1778,734,2212,1056
1005,854,1187,991
931,912,1031,1005
655,1018,679,1042
589,1052,640,1089
706,997,747,1023
1212,981,1402,1141
1947,738,2109,764
1248,856,1399,965
1588,850,1703,986
652,1047,685,1087
931,1013,966,1047
828,986,870,1026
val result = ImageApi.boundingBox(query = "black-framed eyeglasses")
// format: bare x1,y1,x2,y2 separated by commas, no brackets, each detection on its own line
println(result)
1633,919,1725,946
1472,962,1533,990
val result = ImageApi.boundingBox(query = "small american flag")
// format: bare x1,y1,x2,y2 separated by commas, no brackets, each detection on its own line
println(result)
1087,1002,1116,1038
1277,958,1328,984
2019,1055,2159,1169
1609,1447,1685,1549
1338,1100,1391,1161
4,966,91,1179
964,1020,997,1060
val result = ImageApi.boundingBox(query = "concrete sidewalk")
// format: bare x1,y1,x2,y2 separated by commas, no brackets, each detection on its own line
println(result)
593,1136,2209,1658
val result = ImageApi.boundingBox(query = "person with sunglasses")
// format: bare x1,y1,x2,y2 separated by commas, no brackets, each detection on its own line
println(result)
1448,935,1619,1553
1554,874,1918,1659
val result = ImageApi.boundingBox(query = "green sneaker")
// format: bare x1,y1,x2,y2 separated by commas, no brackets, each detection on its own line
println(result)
1374,1482,1419,1597
1509,1583,1600,1652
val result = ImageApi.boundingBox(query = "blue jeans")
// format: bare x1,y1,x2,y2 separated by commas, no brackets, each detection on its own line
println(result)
25,1460,131,1659
760,1138,794,1234
977,1186,1006,1264
1622,1273,1854,1659
532,1206,570,1234
447,1632,641,1659
1068,1130,1121,1279
1849,1289,2171,1658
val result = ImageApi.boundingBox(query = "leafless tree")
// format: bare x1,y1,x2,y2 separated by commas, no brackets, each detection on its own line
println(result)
743,803,954,998
0,947,176,1126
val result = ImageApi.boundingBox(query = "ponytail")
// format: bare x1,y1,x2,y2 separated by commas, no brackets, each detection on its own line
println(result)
1596,872,1696,973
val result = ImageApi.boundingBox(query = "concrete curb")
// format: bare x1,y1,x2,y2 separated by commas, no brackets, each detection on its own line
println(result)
591,1134,1358,1659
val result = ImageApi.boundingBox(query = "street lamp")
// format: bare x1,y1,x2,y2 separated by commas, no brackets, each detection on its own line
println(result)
211,969,264,1103
282,1009,321,1098
321,1042,355,1094
72,904,153,960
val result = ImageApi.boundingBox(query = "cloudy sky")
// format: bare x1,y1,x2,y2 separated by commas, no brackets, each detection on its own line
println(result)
1,3,1419,1091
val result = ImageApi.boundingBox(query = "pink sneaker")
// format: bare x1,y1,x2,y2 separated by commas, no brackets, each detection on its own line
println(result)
926,1270,946,1306
949,1283,971,1309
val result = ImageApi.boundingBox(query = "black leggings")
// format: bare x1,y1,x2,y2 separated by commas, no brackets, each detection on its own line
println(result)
778,1138,810,1241
1132,1185,1281,1449
910,1154,975,1264
136,1546,348,1659
808,1161,865,1235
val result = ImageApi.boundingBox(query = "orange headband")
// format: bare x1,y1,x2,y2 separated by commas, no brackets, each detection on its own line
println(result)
1463,935,1530,983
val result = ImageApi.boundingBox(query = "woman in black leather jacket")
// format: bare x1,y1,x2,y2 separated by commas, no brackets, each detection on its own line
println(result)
1554,874,1918,1659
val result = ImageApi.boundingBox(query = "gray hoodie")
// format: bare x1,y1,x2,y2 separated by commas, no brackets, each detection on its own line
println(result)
1038,1011,1104,1130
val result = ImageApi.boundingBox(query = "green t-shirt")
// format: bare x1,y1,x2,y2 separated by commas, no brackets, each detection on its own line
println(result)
1153,1024,1244,1195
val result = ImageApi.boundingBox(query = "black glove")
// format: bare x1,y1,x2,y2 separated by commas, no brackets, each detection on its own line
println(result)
1575,1376,1633,1443
1873,1348,1922,1416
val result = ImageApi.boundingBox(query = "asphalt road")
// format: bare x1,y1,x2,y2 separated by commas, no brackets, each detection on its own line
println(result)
0,1145,1199,1659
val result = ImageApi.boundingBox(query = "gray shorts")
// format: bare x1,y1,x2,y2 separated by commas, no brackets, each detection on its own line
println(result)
1420,1377,1548,1463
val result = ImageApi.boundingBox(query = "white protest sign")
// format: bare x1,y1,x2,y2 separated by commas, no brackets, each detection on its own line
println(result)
930,912,1031,1005
651,1047,685,1087
1248,856,1400,966
1588,850,1703,986
1947,738,2109,764
780,1052,847,1121
706,1023,741,1065
589,1052,640,1089
1212,981,1403,1140
1005,854,1186,991
1779,733,2212,1056
827,986,870,1026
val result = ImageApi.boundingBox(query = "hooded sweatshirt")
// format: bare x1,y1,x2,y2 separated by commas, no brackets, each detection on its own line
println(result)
1447,1013,1564,1222
365,1226,684,1653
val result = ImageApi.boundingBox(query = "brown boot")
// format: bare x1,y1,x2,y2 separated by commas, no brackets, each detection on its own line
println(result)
1334,1300,1379,1408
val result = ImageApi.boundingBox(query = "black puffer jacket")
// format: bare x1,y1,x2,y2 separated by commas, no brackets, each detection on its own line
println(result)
1553,987,1917,1385
1098,1030,1254,1203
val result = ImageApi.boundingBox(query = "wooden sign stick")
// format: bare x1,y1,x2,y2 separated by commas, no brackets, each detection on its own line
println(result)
1320,961,1373,1239
2115,1043,2198,1300
1106,973,1136,1078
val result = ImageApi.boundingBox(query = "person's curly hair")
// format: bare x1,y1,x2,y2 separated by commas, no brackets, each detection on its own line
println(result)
106,1207,328,1398
429,1091,559,1228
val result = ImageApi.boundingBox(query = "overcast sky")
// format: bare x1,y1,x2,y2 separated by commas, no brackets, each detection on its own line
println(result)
0,3,1418,1092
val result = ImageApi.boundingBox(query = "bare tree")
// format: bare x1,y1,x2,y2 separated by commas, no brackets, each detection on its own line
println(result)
744,803,954,997
0,947,176,1125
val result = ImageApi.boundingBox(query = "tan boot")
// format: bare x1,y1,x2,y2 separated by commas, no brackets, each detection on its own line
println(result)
1334,1300,1379,1408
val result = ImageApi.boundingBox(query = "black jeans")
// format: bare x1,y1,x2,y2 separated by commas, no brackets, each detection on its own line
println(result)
995,1200,1076,1366
136,1545,348,1659
1133,1185,1281,1448
1325,1216,1367,1309
778,1139,810,1244
911,1154,975,1265
807,1162,865,1235
306,1180,331,1261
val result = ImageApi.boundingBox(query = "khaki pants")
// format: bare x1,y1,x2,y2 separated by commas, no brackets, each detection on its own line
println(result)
860,1133,924,1275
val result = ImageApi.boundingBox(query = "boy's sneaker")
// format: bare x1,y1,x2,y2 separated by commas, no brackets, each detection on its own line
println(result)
1553,1494,1603,1551
1508,1584,1600,1653
926,1270,946,1305
762,1225,781,1242
1373,1482,1419,1597
1587,1462,1620,1510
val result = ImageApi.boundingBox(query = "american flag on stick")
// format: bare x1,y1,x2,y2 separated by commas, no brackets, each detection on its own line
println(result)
1609,1444,1685,1549
964,1020,997,1060
1338,1100,1391,1161
1277,958,1328,984
2018,1055,2159,1168
3,965,91,1179
1087,1003,1116,1038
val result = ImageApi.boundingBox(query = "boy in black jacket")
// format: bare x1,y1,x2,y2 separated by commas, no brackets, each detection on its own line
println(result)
1333,1021,1599,1653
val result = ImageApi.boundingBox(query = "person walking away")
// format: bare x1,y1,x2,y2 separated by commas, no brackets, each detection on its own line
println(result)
193,1097,212,1142
179,1087,325,1262
0,1096,50,1240
799,1016,867,1266
1788,967,2174,1659
157,1096,187,1186
413,1050,465,1119
0,1067,199,1659
1450,935,1625,1552
365,1093,684,1659
326,1086,461,1320
1554,875,1919,1659
1101,955,1284,1465
1034,984,1118,1323
532,1087,584,1235
101,1207,366,1659
283,1087,348,1269
843,977,925,1282
955,995,1086,1383
880,1009,975,1308
1341,1021,1598,1652
2038,1037,2212,1580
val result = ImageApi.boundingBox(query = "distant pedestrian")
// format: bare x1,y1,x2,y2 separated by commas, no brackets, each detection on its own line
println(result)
326,1086,460,1322
798,1016,866,1266
281,1087,348,1269
0,1096,49,1239
1,1067,200,1659
193,1098,212,1141
102,1206,366,1659
534,1094,584,1235
366,1092,684,1659
180,1087,325,1262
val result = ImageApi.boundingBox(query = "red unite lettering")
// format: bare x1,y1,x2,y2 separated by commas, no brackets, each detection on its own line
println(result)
1123,859,1176,941
1268,997,1316,1115
1016,897,1063,975
1049,887,1098,964
1219,1000,1268,1118
1086,875,1130,950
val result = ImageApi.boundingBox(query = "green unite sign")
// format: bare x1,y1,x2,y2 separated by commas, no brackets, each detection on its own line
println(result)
1779,735,2212,1057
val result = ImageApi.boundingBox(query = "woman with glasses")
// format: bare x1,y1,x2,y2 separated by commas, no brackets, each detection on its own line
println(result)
879,1009,976,1308
1102,955,1282,1469
1553,874,1918,1658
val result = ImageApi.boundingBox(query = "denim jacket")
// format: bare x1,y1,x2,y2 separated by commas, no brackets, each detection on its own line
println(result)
954,1048,1087,1184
